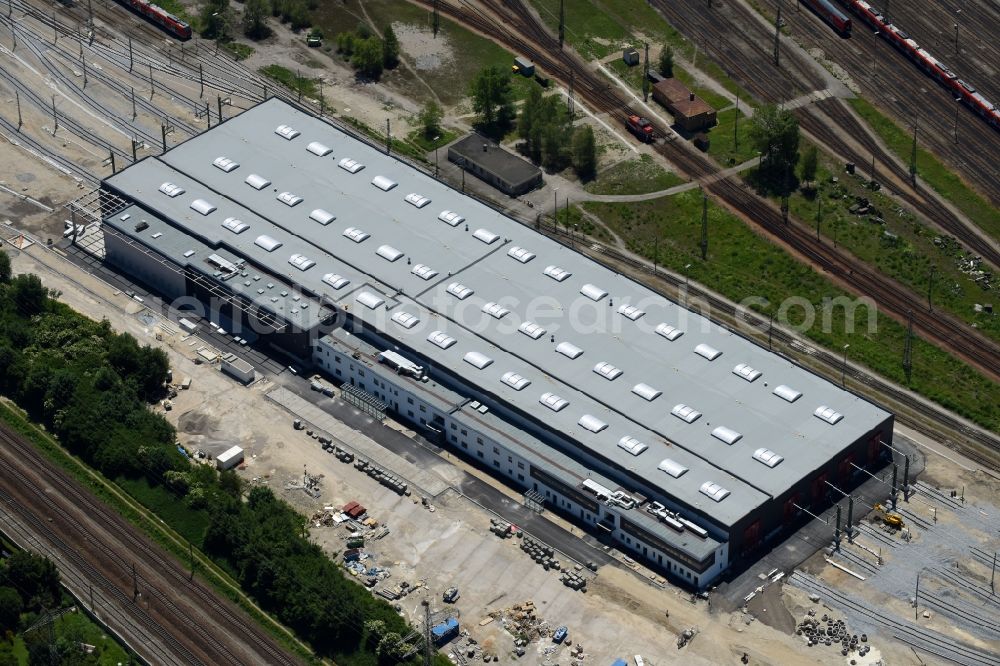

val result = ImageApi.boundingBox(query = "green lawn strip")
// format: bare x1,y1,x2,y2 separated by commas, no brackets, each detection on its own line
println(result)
223,41,255,61
54,612,132,665
705,107,755,165
584,154,685,195
848,98,1000,241
260,64,322,101
582,192,1000,431
0,401,317,665
341,116,428,163
408,128,458,152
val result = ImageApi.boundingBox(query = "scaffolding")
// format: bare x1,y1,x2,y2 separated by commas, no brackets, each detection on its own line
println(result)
341,384,387,420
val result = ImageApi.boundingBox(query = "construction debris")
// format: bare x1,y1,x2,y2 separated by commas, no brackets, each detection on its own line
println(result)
796,613,871,657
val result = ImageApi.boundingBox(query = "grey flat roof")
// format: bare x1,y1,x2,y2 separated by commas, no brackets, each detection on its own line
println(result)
449,134,541,185
103,98,891,528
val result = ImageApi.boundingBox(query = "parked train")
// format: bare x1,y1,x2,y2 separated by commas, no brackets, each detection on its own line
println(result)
116,0,192,40
840,0,1000,129
801,0,852,36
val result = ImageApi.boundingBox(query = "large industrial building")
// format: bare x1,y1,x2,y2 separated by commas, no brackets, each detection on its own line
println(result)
98,98,894,588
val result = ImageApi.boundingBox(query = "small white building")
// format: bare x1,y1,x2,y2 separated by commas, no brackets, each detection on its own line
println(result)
216,445,244,471
221,353,255,384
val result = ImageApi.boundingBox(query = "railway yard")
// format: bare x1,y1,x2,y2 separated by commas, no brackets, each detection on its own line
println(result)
0,0,998,664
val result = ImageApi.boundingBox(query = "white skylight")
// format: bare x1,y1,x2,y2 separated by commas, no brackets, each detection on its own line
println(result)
438,210,465,227
699,481,731,502
306,141,332,156
190,199,216,216
658,458,689,478
427,330,457,349
580,283,608,301
322,273,350,290
343,227,370,243
274,124,300,140
473,228,500,244
555,341,584,359
733,363,762,382
711,426,743,445
631,383,662,401
221,217,248,234
578,414,608,433
446,282,474,300
500,372,531,391
376,245,404,262
356,291,385,310
773,385,802,403
338,157,365,173
159,182,184,197
694,343,722,361
254,235,282,252
310,209,336,225
543,265,572,282
245,174,270,190
671,403,702,423
753,448,784,468
411,264,438,280
481,302,510,319
518,321,546,339
655,323,684,341
463,351,494,369
507,246,536,263
288,253,315,271
814,406,844,425
405,192,431,208
539,392,569,412
371,175,398,191
391,311,420,329
617,304,646,321
618,436,648,456
277,192,303,207
593,362,622,380
212,156,239,172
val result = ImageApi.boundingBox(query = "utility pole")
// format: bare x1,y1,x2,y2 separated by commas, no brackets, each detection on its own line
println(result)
991,552,996,593
699,190,708,260
422,600,432,666
568,70,575,115
161,123,167,153
902,310,913,382
768,312,774,350
297,69,302,102
319,80,324,116
15,91,21,131
131,136,138,162
773,6,781,67
131,87,136,120
385,118,391,155
909,122,917,186
128,37,133,72
205,101,210,128
51,95,57,135
82,52,87,88
846,496,854,543
734,94,739,152
108,149,115,174
132,562,139,601
890,463,899,511
902,456,910,501
915,572,920,620
149,63,154,98
199,64,204,98
841,343,850,386
558,0,565,49
217,95,223,123
834,504,842,550
927,265,935,310
432,0,439,38
642,43,649,102
53,12,58,44
815,187,822,240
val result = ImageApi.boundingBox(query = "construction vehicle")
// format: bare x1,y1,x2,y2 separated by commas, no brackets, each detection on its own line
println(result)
873,503,904,529
626,114,654,143
443,587,460,603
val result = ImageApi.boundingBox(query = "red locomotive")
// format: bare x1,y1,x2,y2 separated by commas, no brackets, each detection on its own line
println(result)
626,114,654,143
116,0,192,40
800,0,852,36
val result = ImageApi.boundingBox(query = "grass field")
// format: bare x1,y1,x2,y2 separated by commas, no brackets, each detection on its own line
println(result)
584,154,685,195
582,192,1000,431
259,64,322,102
704,108,755,165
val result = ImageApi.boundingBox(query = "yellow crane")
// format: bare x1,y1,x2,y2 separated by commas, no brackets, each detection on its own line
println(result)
873,503,904,529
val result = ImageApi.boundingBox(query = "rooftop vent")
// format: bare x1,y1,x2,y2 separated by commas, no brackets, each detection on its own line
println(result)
500,371,531,391
814,405,844,425
632,383,662,401
658,458,689,478
310,209,335,225
355,291,385,310
338,157,364,173
274,124,300,140
482,302,510,319
277,192,303,207
438,210,465,227
555,341,583,359
405,192,431,208
343,227,370,243
618,304,646,321
427,330,457,349
391,311,420,329
473,228,500,244
655,323,684,341
463,351,494,369
254,235,282,252
753,447,784,468
411,264,438,280
189,199,216,216
539,392,569,412
212,156,239,172
773,385,802,403
371,175,398,191
518,321,546,339
221,217,249,234
543,265,572,282
733,363,762,382
507,246,536,263
288,253,315,271
593,362,622,380
671,403,701,423
376,245,404,262
159,182,184,197
711,426,742,445
694,343,722,360
306,141,332,156
618,436,648,456
580,284,608,302
699,481,730,502
578,414,608,433
322,273,350,290
245,174,270,190
446,282,474,300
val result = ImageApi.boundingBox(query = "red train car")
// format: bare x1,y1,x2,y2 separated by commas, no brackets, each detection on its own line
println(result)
801,0,852,36
117,0,192,40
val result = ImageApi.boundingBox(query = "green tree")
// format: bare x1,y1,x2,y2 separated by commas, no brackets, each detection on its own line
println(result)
799,144,818,186
382,24,399,68
10,274,47,317
518,85,543,143
2,551,60,611
286,0,310,31
748,103,800,195
352,37,384,79
0,587,21,633
242,0,271,38
0,250,9,283
571,125,597,180
418,101,443,140
199,0,230,40
469,66,515,135
658,45,674,77
335,31,355,56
